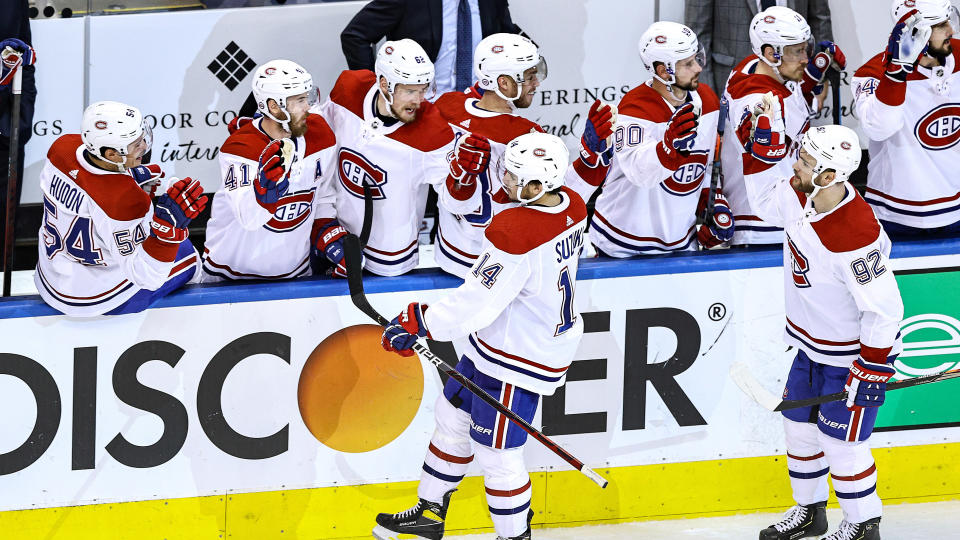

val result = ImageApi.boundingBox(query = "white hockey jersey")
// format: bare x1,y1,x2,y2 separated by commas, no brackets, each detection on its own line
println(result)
852,42,960,228
34,135,198,317
432,88,537,276
586,81,720,256
424,187,588,395
722,55,815,245
203,116,337,280
314,70,481,276
744,172,904,368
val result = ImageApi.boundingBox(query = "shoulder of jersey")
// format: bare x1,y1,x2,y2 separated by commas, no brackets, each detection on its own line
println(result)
436,92,541,143
484,188,587,255
304,114,337,154
953,39,960,73
727,71,792,101
618,84,673,123
48,134,151,222
811,191,881,253
853,51,886,80
388,100,454,152
696,83,721,115
220,122,270,161
328,69,377,118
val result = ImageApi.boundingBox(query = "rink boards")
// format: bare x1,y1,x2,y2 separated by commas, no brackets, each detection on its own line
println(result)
1,240,959,538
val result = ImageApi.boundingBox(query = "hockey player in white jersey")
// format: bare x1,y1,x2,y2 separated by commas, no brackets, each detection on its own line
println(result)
583,21,734,256
434,32,614,275
35,101,206,316
721,6,846,245
743,118,903,540
373,133,586,540
203,60,342,281
314,39,488,276
852,0,960,237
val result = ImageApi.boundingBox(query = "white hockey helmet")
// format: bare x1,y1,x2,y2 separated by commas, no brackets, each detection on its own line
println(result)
474,33,548,101
800,124,862,197
891,0,960,28
375,39,437,105
638,22,705,88
80,100,152,170
252,59,317,133
749,6,813,68
502,132,569,205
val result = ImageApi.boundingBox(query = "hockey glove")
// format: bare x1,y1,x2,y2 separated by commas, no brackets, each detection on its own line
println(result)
449,134,491,186
748,114,787,164
879,9,929,104
129,164,166,198
845,357,896,410
0,39,36,87
802,41,846,97
227,113,260,135
657,103,699,169
311,218,349,278
254,139,293,214
150,177,207,244
382,302,431,357
579,100,615,168
696,191,735,249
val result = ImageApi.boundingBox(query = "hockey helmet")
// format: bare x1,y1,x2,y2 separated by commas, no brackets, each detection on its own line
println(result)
749,6,813,68
375,39,436,104
501,132,569,205
474,33,548,101
80,100,152,170
638,22,705,88
799,124,862,197
891,0,960,29
252,59,317,133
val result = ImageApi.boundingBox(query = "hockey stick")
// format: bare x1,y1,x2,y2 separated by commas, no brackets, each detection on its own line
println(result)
730,361,960,412
360,185,373,248
828,68,842,126
3,50,24,297
697,96,729,227
343,233,608,488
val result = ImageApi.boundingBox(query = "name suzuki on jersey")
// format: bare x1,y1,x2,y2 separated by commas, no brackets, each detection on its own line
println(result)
555,226,585,263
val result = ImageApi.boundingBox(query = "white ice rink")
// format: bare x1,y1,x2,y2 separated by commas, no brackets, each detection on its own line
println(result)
447,500,959,539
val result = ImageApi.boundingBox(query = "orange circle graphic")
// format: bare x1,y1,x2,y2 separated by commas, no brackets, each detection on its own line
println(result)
298,324,424,453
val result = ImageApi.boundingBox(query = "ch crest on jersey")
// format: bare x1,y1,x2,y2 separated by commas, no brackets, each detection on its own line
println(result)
914,103,960,151
787,236,811,288
263,189,315,233
338,148,388,199
660,152,708,195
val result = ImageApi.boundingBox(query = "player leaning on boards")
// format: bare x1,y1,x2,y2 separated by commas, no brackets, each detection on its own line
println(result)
373,133,586,540
434,32,615,275
313,38,488,276
578,21,734,256
721,6,845,246
203,60,343,281
34,101,206,316
742,117,904,540
852,0,960,238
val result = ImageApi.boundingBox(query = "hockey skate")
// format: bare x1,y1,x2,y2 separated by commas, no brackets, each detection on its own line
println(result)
494,509,534,540
372,490,454,540
759,501,827,539
820,518,881,540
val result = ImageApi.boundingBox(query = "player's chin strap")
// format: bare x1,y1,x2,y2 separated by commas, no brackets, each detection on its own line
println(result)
516,184,547,205
263,103,293,133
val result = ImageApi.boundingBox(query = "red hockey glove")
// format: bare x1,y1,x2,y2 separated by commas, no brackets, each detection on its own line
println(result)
150,177,207,244
657,103,699,169
254,139,292,213
382,302,431,357
311,218,349,278
449,134,491,186
129,164,165,198
845,357,896,411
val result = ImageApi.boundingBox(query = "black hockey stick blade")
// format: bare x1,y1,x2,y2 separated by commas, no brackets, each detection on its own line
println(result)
342,233,608,488
731,361,960,412
829,68,842,126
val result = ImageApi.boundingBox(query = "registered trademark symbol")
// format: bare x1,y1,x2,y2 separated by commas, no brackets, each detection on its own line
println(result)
708,303,726,321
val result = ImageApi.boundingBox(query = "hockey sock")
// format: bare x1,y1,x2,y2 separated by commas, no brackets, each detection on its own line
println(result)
418,396,473,503
819,432,882,524
476,445,532,537
784,418,830,505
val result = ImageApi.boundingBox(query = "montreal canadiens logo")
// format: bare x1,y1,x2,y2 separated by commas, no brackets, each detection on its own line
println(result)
533,148,547,157
492,45,504,53
94,121,107,130
914,103,960,151
264,190,315,233
661,154,708,196
265,67,276,75
840,141,852,150
764,15,776,23
385,46,394,55
655,35,667,44
338,148,388,200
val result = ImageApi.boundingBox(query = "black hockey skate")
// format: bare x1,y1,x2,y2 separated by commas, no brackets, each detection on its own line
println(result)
759,501,827,539
821,517,881,540
372,490,454,540
494,509,534,540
